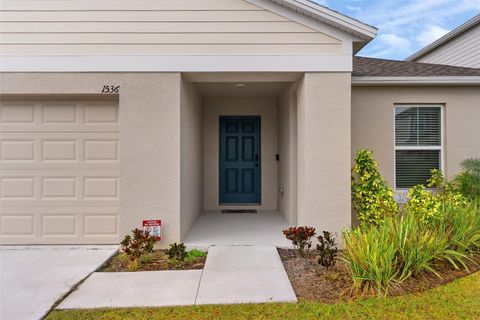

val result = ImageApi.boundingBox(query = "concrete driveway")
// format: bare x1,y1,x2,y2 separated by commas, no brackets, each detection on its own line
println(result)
0,245,118,320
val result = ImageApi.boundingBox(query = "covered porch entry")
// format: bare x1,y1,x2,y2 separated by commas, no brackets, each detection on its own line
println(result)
178,72,352,246
180,73,299,246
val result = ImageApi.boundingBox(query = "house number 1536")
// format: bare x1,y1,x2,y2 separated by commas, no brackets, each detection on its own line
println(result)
101,85,120,94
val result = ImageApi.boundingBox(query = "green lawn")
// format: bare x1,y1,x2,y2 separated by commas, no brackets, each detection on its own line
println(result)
47,272,480,320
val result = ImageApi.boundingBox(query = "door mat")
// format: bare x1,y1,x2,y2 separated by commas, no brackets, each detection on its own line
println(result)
221,209,258,214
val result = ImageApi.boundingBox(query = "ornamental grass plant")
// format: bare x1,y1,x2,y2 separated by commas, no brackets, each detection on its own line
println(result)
342,203,479,296
344,152,480,296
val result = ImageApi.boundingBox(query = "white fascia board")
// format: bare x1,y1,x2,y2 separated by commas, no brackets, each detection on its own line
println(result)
352,76,480,85
264,0,377,39
0,54,353,72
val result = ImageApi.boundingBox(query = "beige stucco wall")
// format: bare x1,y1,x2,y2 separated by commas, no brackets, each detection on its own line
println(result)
0,72,183,245
180,78,203,239
297,73,352,235
203,98,278,210
277,84,297,225
351,86,480,186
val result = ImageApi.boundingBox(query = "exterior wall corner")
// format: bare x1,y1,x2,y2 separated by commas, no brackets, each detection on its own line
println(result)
296,72,352,234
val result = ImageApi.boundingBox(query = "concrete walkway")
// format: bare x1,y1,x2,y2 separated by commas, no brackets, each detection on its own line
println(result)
184,212,292,248
0,245,118,320
196,246,297,305
58,246,297,309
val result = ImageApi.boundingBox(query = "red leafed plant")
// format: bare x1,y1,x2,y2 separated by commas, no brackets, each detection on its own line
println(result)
283,226,316,257
121,228,157,261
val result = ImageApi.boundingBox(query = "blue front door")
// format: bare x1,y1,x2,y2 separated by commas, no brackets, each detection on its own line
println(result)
219,116,260,204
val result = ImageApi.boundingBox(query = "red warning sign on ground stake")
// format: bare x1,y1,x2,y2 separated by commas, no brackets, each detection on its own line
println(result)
142,220,161,240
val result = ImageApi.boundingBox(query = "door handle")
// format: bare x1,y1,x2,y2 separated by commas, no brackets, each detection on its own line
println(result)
255,154,259,161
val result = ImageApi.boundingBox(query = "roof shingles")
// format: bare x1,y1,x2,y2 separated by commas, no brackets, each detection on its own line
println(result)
353,56,480,77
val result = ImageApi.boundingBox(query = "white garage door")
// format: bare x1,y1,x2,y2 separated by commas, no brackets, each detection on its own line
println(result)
0,97,120,244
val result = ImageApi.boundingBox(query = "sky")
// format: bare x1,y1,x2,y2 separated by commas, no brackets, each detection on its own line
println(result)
312,0,480,60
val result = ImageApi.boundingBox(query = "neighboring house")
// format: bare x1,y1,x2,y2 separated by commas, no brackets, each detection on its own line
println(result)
0,0,479,245
406,14,480,68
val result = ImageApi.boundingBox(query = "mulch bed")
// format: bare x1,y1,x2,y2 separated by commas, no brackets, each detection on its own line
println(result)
278,248,353,303
398,255,480,295
100,250,206,272
278,248,480,303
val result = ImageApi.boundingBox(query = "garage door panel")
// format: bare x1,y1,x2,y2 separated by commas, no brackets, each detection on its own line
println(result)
0,98,120,244
84,139,119,162
0,123,119,133
1,171,119,203
2,200,120,208
42,140,77,161
42,102,78,124
0,139,36,162
0,214,35,236
0,176,36,199
1,164,120,171
0,101,36,124
84,215,118,236
0,206,120,244
1,132,119,169
42,215,77,236
83,103,118,124
1,161,120,171
1,99,118,132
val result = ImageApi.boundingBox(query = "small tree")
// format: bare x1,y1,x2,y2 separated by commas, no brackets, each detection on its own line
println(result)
352,150,398,227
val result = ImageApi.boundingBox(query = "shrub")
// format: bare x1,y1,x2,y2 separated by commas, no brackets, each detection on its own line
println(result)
316,231,338,269
344,162,480,296
165,243,187,261
427,169,466,207
456,172,480,200
455,158,480,200
404,185,441,224
461,158,480,175
394,214,450,279
120,228,157,261
185,249,207,263
342,201,479,296
352,150,398,227
283,226,316,257
342,221,399,295
438,201,480,255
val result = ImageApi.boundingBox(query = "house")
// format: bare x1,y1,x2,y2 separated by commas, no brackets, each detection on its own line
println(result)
1,0,479,246
406,14,480,68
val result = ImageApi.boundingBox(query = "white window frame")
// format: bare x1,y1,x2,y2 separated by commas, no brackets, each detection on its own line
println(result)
393,104,445,193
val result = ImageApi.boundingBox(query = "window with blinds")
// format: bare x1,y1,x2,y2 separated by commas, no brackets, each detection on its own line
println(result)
395,106,442,189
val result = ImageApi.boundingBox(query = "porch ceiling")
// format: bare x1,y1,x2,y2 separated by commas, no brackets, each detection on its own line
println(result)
195,82,289,98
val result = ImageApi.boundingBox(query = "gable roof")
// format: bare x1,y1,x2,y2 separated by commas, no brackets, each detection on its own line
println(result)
261,0,377,40
405,14,480,61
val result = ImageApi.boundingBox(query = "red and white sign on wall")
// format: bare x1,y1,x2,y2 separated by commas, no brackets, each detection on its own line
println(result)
143,220,161,240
